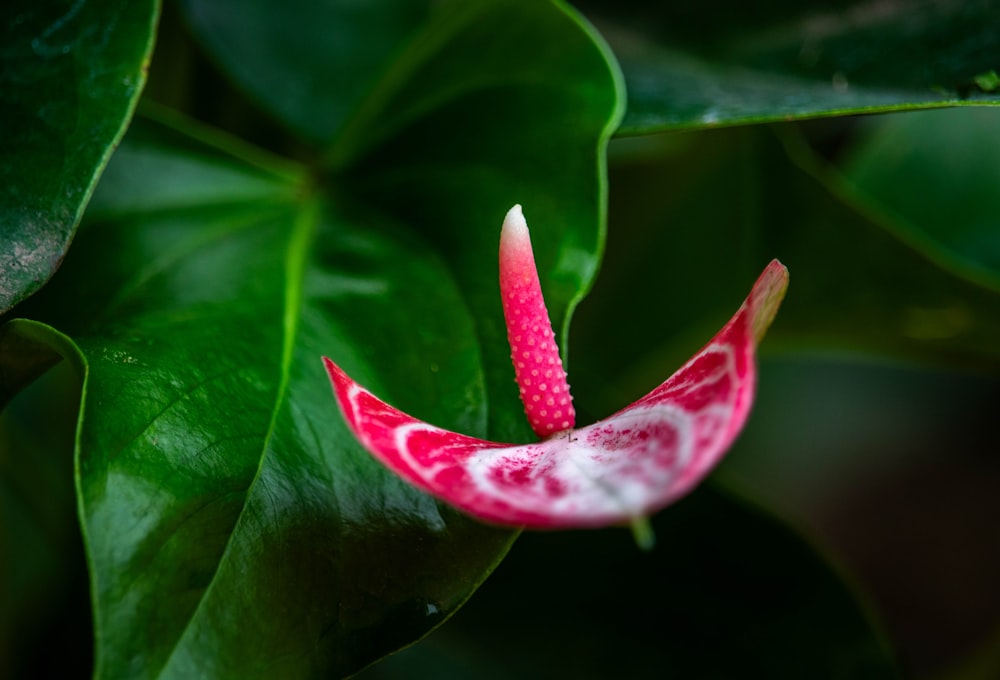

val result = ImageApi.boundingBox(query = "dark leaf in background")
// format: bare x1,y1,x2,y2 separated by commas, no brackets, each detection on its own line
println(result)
0,361,91,679
358,486,897,679
570,115,1000,676
0,0,159,313
842,107,1000,289
574,0,1000,134
180,0,434,145
717,356,1000,676
573,123,1000,418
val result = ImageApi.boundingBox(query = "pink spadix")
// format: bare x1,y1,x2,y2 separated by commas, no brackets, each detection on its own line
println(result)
323,206,788,528
499,204,575,437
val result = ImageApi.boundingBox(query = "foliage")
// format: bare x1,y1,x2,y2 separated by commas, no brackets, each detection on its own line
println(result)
2,0,999,677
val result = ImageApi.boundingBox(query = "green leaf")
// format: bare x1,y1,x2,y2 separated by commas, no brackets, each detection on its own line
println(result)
572,122,1000,415
179,0,435,145
773,125,1000,368
358,486,897,678
573,0,1000,135
178,0,625,440
841,107,1000,289
336,0,625,440
0,0,159,313
8,115,515,678
85,104,305,220
2,0,624,673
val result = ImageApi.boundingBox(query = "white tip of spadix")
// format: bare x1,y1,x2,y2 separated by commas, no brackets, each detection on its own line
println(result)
502,204,529,239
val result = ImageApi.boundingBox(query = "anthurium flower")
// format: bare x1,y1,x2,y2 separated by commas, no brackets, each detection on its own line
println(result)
324,205,788,529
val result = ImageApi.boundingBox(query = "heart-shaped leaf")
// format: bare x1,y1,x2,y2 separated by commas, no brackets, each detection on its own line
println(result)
574,0,1000,135
334,0,625,441
0,0,159,313
185,0,626,441
7,116,516,678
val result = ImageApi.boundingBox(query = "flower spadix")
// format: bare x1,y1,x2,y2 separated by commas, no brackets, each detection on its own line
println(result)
499,205,575,437
323,206,788,528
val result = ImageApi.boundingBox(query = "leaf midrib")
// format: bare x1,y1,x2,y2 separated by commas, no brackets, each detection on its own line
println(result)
152,197,319,678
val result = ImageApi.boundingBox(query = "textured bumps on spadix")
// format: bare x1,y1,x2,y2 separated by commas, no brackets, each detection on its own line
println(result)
499,205,575,437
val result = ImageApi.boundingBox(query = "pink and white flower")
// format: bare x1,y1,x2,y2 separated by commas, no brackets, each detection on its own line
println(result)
324,205,788,529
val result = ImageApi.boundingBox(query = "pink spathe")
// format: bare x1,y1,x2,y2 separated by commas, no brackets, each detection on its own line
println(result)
323,205,788,528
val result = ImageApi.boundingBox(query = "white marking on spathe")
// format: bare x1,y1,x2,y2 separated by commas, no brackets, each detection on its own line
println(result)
339,315,746,523
393,422,456,479
345,383,365,430
663,343,734,397
457,334,743,523
462,402,699,520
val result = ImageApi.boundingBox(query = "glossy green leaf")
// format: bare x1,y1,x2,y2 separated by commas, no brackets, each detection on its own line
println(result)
572,122,1000,415
179,0,434,145
358,486,897,678
841,107,1000,289
0,0,159,313
1,0,623,673
8,116,514,678
573,0,1000,135
178,0,625,440
335,0,624,441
